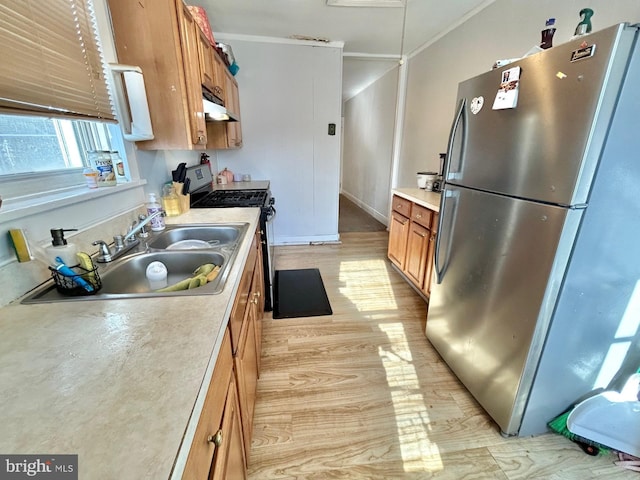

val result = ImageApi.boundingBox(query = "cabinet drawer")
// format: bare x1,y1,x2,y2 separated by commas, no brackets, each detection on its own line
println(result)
391,195,412,217
411,204,433,229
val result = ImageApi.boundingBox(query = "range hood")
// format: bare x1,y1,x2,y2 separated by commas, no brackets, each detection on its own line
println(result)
203,90,238,122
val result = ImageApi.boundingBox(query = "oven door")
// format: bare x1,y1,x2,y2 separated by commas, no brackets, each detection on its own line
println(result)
261,205,276,311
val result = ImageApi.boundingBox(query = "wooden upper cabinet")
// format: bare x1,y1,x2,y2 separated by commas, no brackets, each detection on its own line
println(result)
211,51,227,102
206,64,242,150
196,27,216,93
224,71,242,148
107,0,206,149
176,1,207,146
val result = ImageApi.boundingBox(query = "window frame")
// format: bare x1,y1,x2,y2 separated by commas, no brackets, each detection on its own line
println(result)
0,119,131,200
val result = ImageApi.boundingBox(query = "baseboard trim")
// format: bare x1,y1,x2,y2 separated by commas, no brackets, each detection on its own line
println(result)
275,234,341,246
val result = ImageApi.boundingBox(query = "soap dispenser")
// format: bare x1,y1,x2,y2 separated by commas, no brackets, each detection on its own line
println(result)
45,228,79,266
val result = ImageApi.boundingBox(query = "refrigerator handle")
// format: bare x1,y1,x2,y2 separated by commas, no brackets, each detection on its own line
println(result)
434,189,459,284
435,99,465,284
444,98,466,177
434,193,446,284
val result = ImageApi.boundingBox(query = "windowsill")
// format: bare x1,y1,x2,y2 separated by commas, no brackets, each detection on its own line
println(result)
0,180,147,223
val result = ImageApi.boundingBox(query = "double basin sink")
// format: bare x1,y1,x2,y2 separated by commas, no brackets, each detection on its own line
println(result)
22,223,249,304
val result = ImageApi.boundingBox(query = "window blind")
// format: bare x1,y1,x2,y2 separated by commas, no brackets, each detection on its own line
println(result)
0,0,115,121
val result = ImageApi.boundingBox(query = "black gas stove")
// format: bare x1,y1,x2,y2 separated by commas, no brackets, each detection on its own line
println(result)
184,165,276,311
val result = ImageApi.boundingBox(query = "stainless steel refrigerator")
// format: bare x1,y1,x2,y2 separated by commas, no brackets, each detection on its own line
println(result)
426,23,640,436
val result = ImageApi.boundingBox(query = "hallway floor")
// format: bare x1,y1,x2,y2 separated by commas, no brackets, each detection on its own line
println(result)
338,195,386,233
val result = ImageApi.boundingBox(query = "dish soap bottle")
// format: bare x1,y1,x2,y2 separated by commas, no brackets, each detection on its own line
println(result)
146,193,165,232
162,183,181,217
540,18,556,49
45,228,79,266
574,8,594,37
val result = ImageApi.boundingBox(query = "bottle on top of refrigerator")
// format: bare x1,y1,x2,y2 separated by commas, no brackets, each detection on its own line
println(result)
146,193,165,231
573,8,594,38
540,18,556,49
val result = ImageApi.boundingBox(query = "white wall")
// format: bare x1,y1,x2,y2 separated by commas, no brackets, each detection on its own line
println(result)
398,0,640,186
215,38,343,245
341,66,399,225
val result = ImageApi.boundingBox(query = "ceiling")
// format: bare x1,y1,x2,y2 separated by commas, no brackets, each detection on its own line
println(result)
201,0,493,100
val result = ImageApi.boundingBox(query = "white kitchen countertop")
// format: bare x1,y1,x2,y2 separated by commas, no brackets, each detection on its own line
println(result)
0,207,261,479
392,188,441,212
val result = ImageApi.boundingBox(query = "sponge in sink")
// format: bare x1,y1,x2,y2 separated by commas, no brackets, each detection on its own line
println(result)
8,229,32,262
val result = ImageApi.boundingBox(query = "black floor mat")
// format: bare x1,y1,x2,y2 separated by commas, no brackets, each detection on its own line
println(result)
273,268,333,319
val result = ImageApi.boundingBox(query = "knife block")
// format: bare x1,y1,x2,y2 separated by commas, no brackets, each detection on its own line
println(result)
179,193,190,214
173,181,190,214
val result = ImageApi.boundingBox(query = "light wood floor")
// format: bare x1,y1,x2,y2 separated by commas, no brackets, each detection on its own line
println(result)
248,232,634,479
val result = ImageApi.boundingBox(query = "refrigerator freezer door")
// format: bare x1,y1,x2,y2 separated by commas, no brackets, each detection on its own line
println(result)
446,24,636,206
427,185,581,434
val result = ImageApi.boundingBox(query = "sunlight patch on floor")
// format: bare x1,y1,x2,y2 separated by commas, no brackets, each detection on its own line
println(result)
338,259,398,311
378,322,443,472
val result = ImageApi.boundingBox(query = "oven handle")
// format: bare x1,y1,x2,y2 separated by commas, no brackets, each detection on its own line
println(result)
266,206,276,222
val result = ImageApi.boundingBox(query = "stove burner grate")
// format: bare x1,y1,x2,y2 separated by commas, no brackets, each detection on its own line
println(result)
192,189,269,208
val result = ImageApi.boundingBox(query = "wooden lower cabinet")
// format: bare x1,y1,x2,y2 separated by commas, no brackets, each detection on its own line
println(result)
211,374,246,480
405,221,430,289
423,213,439,297
252,239,264,373
231,227,264,464
234,305,259,457
182,329,246,480
388,194,439,299
182,226,265,479
388,210,410,269
229,235,258,354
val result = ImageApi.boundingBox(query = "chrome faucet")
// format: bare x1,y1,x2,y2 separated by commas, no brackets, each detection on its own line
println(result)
92,240,113,263
92,210,164,263
124,210,165,242
93,234,141,263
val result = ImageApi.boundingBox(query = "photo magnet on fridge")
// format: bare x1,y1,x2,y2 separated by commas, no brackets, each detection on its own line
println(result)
492,66,521,110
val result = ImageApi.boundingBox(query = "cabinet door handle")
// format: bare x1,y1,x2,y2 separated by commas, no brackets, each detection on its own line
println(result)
416,213,422,219
251,292,261,304
207,430,223,447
